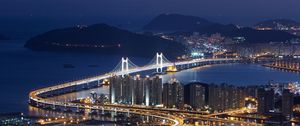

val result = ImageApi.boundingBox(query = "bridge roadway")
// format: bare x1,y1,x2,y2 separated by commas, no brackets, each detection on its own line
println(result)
86,103,261,125
29,58,240,125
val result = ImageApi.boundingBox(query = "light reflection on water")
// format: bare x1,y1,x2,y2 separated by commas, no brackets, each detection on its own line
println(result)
28,106,85,119
28,106,124,125
47,63,300,104
28,63,300,125
46,86,109,102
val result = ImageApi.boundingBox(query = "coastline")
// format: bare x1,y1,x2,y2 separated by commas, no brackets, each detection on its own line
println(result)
263,64,300,72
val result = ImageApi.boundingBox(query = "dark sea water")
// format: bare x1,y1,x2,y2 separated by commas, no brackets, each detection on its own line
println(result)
0,40,300,113
0,40,148,113
162,64,300,85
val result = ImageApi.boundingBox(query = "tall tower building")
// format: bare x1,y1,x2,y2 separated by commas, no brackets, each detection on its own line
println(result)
208,85,224,111
121,75,135,104
144,75,163,106
257,88,274,114
184,83,206,109
208,84,245,111
162,79,184,109
109,76,122,104
282,89,294,119
109,75,163,106
144,76,151,106
109,75,134,104
151,76,163,105
134,75,144,105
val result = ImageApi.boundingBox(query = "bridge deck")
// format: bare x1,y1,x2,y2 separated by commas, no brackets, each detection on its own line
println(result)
29,58,240,126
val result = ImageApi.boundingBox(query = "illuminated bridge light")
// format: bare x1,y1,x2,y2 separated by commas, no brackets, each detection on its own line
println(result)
28,53,240,126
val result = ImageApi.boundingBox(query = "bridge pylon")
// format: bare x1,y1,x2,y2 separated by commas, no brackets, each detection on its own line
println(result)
121,57,129,77
156,53,163,73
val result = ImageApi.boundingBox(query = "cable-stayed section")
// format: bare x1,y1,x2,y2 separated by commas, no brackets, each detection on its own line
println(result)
109,57,139,76
161,53,172,64
144,53,172,73
109,53,173,75
127,59,139,68
145,55,158,67
110,60,123,74
145,53,172,66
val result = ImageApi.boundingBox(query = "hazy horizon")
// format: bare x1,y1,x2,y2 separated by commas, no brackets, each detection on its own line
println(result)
1,0,300,38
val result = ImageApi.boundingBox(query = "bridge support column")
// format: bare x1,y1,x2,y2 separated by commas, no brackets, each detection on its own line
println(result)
97,80,101,86
76,105,80,113
86,81,90,89
52,104,56,110
101,107,104,114
146,116,149,123
121,57,129,77
127,109,130,117
156,53,163,73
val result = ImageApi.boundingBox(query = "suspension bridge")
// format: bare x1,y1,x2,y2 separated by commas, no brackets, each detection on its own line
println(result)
29,52,240,125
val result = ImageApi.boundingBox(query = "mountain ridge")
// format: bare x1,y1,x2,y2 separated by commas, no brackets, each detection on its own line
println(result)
254,19,300,28
144,14,300,43
25,23,187,59
143,13,214,32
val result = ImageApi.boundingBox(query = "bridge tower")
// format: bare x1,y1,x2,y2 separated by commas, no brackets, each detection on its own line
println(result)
156,53,163,73
121,57,129,77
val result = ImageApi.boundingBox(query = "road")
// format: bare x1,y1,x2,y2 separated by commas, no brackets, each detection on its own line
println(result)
29,58,242,125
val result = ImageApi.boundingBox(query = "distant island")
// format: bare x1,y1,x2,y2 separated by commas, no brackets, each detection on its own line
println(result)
24,14,300,59
144,14,300,43
25,23,187,59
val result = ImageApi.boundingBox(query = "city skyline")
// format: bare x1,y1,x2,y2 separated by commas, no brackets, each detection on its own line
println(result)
1,0,300,125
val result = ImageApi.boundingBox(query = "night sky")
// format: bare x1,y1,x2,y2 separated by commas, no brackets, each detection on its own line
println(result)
0,0,300,36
